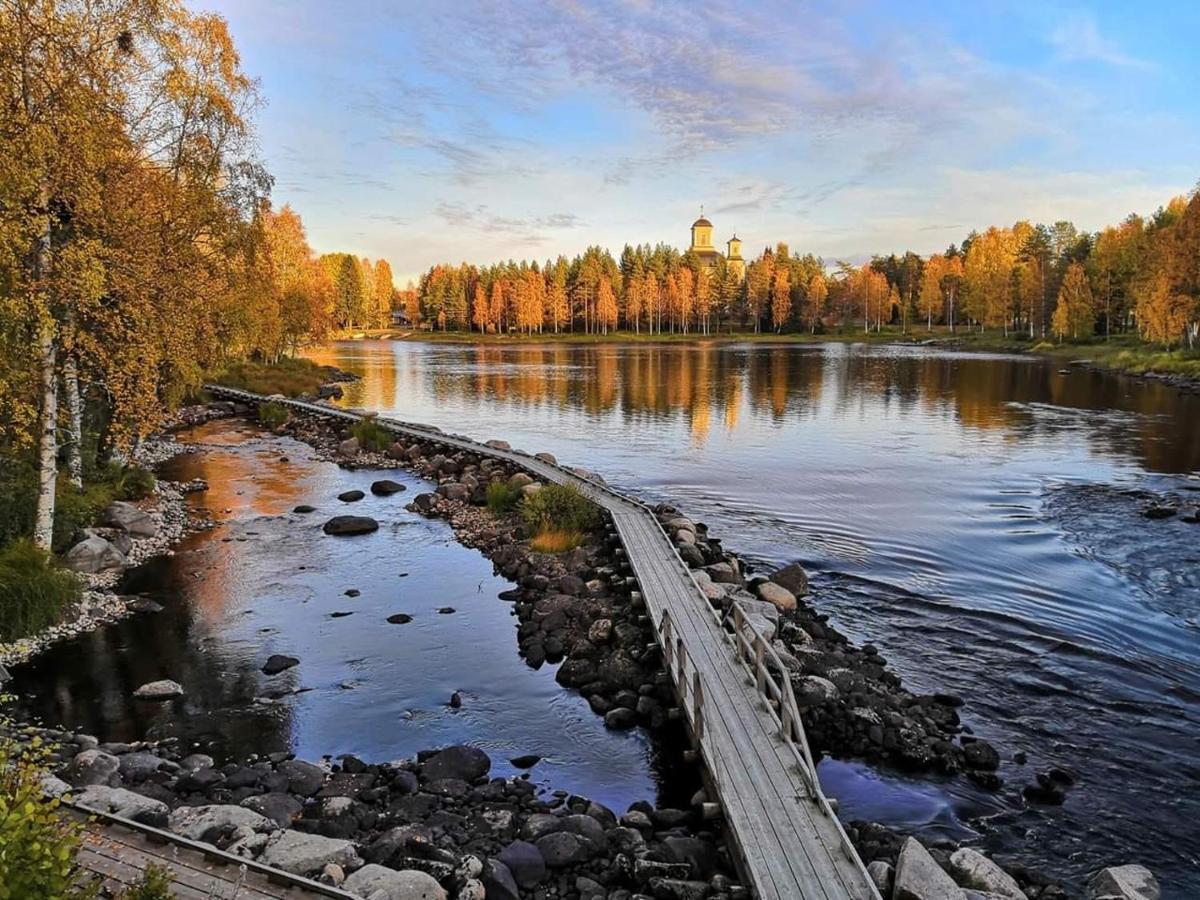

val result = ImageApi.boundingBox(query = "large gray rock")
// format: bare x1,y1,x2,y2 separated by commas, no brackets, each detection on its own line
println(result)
481,860,519,900
62,535,126,573
756,581,797,611
241,792,303,827
422,745,490,782
100,501,157,538
1088,865,1160,900
894,837,966,900
76,785,168,827
277,758,326,796
133,679,184,701
770,562,809,596
704,562,739,585
64,749,120,787
168,804,274,842
343,864,446,900
260,828,361,876
867,860,894,895
436,483,470,502
948,848,1026,899
534,832,594,867
497,840,546,887
118,751,171,782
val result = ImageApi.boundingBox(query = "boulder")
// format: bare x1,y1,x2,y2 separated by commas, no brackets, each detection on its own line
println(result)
76,785,169,827
794,675,839,707
338,489,365,502
497,840,546,887
481,859,519,900
704,562,739,584
770,562,809,597
168,804,274,842
948,848,1025,899
64,749,120,787
344,865,447,900
534,832,594,867
338,438,360,457
422,745,490,782
867,860,894,896
484,439,511,451
508,473,534,490
534,452,557,465
962,740,1000,771
894,837,965,900
756,581,797,612
323,516,379,536
371,479,405,496
133,679,184,701
278,759,326,796
260,829,361,876
100,501,157,538
63,535,126,573
118,751,170,782
1088,865,1160,900
262,654,300,675
241,792,303,827
436,483,470,502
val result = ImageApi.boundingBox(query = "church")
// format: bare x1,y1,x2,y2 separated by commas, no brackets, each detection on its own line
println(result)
687,210,745,281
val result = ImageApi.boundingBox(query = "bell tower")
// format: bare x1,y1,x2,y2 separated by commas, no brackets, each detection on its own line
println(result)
690,206,714,252
727,234,745,281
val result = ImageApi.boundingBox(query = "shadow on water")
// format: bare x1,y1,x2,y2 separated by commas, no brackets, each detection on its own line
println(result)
299,339,1200,896
10,419,696,812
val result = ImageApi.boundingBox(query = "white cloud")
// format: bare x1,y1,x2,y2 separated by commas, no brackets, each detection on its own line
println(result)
1049,14,1151,69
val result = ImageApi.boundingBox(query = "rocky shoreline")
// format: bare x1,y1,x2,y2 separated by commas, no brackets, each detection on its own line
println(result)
3,392,1159,900
0,437,210,670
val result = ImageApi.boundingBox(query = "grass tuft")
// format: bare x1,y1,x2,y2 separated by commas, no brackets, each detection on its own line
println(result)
350,418,392,452
257,401,290,428
520,482,601,534
0,540,81,642
529,529,584,554
486,481,521,514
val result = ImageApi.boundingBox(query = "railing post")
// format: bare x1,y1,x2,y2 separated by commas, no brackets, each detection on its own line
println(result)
755,636,766,695
693,671,704,741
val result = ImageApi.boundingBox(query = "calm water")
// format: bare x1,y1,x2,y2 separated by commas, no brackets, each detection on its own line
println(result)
13,420,687,812
298,340,1200,895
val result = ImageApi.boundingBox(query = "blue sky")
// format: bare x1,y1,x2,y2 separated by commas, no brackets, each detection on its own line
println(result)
201,0,1200,283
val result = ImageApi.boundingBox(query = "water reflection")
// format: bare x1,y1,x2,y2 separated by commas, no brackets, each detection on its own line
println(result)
13,420,683,811
304,340,1200,897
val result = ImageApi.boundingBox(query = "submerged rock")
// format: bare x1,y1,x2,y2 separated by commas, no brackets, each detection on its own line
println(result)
261,654,300,675
370,479,405,495
133,679,184,701
337,489,365,502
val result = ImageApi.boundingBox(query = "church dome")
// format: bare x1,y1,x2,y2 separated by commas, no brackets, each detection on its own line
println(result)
692,217,712,228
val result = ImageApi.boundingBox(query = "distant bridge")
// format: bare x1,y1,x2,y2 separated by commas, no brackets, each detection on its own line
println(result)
206,386,881,900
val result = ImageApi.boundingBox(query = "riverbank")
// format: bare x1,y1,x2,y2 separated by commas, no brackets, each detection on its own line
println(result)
332,327,1200,392
0,439,210,670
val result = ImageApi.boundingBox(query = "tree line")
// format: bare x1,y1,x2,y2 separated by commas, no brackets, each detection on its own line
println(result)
0,0,392,550
412,188,1200,348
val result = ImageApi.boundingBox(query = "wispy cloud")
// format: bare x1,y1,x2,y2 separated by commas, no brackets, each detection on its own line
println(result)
1049,14,1151,69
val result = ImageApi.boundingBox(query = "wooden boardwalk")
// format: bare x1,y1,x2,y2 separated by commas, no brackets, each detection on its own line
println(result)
65,803,353,900
206,387,881,900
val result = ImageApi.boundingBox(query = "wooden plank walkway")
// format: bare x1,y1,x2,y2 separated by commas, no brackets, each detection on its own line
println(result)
205,387,881,900
65,803,354,899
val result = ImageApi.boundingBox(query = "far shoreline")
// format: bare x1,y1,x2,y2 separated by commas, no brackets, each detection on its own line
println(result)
320,327,1200,394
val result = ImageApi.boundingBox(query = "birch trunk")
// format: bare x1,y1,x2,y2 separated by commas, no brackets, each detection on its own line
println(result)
63,353,84,488
34,323,59,550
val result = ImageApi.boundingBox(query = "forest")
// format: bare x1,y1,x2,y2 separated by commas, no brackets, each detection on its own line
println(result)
413,194,1200,348
0,0,392,554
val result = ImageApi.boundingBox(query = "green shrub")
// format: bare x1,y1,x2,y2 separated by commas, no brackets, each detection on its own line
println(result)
115,865,173,900
257,401,290,428
486,481,521,514
0,458,36,548
101,460,155,501
0,541,81,642
0,732,92,899
51,481,115,553
520,482,601,535
350,418,392,452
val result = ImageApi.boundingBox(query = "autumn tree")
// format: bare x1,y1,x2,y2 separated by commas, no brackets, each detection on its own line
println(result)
771,270,790,332
1051,262,1095,340
595,278,618,335
805,272,828,333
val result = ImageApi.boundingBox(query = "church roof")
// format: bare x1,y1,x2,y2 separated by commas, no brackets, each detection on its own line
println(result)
692,217,712,228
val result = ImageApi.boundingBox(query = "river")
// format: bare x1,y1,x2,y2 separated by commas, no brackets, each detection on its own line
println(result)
294,339,1200,896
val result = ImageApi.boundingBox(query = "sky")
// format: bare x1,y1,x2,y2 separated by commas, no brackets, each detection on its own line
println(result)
199,0,1200,283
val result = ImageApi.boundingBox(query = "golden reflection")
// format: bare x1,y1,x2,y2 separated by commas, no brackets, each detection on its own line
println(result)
303,342,1200,473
